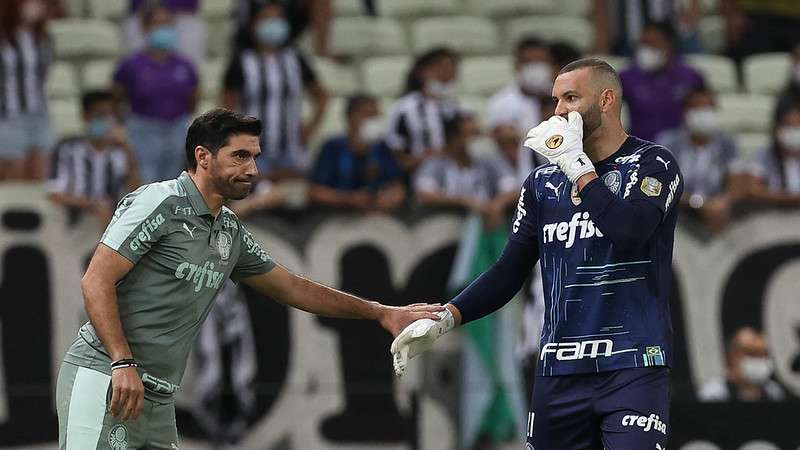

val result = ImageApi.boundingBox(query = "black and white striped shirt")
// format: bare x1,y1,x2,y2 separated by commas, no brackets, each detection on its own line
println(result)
0,30,51,119
46,138,132,202
224,48,315,160
385,91,466,156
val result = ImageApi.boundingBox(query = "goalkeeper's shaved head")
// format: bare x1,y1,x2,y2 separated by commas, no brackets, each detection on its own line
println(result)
559,58,623,114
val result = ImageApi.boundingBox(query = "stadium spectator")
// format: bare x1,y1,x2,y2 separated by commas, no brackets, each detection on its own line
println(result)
415,116,513,230
620,21,705,141
744,102,800,206
0,0,56,181
723,0,800,63
487,37,555,180
233,0,331,57
548,41,582,72
46,91,142,228
113,3,199,183
386,47,470,175
123,0,206,67
309,94,405,212
656,86,746,233
592,0,702,56
699,327,786,402
774,42,800,121
223,1,328,180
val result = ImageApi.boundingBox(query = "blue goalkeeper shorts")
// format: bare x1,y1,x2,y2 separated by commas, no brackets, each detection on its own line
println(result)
526,367,670,450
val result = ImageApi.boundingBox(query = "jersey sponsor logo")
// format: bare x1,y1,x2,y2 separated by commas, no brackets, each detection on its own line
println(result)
182,222,196,239
545,181,564,199
217,231,232,261
615,153,641,164
108,424,128,450
640,176,662,197
665,174,680,210
174,260,225,292
621,413,668,435
542,212,603,248
623,164,640,199
512,187,527,233
128,213,165,251
540,339,613,361
602,170,622,195
242,231,269,262
656,155,671,171
545,134,564,149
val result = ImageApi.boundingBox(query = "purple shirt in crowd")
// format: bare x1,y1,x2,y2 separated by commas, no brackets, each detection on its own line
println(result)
620,60,705,141
113,51,198,122
130,0,199,13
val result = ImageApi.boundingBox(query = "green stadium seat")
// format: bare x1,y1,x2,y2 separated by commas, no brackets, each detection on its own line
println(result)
47,62,79,99
206,19,233,58
506,16,593,53
331,17,407,56
559,0,591,16
377,0,461,17
460,95,489,128
686,54,738,93
362,56,411,97
200,58,225,101
81,59,116,90
698,16,725,53
411,16,498,54
303,96,346,153
743,52,792,95
458,56,513,96
64,0,85,17
50,98,82,137
87,0,126,20
718,94,774,133
334,0,365,16
311,58,359,96
466,0,555,16
201,0,234,20
736,132,769,157
50,19,121,59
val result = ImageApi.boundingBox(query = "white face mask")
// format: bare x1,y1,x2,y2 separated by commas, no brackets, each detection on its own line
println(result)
685,107,720,136
636,45,667,72
740,356,773,385
427,80,456,99
518,62,553,94
358,117,383,145
778,126,800,151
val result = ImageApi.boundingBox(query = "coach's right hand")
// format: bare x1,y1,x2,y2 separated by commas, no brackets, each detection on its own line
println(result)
110,367,144,421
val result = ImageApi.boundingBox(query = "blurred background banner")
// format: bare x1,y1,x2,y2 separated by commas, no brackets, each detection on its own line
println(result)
0,185,798,449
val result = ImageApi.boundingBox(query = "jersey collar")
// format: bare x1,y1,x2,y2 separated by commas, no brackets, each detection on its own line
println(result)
178,171,213,216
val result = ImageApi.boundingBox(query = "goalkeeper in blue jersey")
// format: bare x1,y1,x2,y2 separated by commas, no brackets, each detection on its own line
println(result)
391,58,683,450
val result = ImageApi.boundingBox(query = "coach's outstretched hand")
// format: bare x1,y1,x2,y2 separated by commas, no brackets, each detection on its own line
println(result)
390,307,455,377
523,111,596,183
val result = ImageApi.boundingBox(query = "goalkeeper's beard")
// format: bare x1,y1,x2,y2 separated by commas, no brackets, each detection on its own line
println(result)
581,101,603,140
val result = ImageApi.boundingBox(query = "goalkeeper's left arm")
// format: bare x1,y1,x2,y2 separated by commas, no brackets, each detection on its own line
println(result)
391,238,538,376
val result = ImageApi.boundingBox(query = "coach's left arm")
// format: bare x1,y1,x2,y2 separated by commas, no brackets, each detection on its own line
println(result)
241,264,444,336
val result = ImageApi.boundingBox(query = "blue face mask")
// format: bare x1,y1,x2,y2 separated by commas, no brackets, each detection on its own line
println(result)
87,117,112,139
256,18,289,47
148,25,178,51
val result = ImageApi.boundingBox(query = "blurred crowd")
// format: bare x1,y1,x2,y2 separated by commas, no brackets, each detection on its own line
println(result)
0,0,798,236
2,0,799,448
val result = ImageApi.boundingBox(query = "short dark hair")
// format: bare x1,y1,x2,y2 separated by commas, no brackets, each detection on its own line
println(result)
81,90,113,115
682,84,714,108
140,0,172,26
559,57,622,91
345,93,376,118
443,115,466,144
515,35,546,58
404,46,459,94
185,109,262,170
642,20,677,48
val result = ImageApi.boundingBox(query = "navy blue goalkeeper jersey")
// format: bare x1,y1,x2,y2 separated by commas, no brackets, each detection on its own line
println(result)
511,136,683,376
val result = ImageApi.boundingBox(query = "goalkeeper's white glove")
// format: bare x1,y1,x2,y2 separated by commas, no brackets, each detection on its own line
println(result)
390,308,455,377
523,111,595,183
